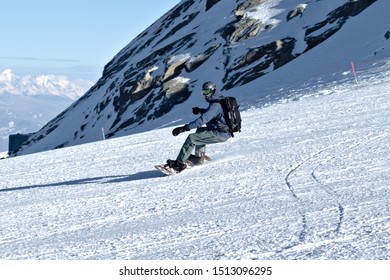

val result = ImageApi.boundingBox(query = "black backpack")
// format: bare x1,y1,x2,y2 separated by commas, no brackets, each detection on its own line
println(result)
216,96,242,137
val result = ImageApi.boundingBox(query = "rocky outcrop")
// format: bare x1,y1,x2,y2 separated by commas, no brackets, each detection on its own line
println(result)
287,4,307,21
206,0,221,11
223,37,296,89
305,0,377,52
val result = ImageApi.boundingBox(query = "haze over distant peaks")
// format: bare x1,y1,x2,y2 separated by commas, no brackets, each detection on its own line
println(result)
0,69,93,100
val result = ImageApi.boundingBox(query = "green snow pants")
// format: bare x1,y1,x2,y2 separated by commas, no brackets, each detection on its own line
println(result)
176,127,228,163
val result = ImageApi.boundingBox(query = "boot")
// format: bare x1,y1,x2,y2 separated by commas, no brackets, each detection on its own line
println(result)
194,151,206,165
187,154,203,166
166,159,187,173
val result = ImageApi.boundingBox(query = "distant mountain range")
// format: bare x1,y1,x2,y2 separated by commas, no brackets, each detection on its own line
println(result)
10,0,390,156
0,69,93,152
0,69,92,99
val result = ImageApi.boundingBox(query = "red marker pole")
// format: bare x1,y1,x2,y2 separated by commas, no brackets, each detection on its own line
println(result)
351,61,358,85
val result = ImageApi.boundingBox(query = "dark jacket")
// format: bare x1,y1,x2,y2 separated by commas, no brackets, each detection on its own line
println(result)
187,92,231,139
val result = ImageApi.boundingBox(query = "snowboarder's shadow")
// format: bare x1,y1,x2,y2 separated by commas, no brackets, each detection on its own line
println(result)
106,170,166,183
0,170,165,193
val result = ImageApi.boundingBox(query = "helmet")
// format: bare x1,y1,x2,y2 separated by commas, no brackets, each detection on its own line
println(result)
201,81,216,95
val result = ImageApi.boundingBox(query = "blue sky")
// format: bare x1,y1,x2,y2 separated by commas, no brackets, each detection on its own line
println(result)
0,0,180,81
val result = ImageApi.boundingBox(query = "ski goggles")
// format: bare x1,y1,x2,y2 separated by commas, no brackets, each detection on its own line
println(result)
202,89,213,96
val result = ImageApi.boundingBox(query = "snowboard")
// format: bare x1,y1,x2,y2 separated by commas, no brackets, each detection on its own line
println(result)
155,154,212,176
155,164,178,176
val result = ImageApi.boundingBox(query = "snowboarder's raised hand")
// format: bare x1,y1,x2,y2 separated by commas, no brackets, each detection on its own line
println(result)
172,125,190,136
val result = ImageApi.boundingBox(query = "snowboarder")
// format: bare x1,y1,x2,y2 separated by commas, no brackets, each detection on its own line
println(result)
163,81,232,173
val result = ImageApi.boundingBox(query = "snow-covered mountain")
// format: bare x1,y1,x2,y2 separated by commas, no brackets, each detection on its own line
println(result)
0,59,389,261
13,0,390,156
0,69,93,152
0,69,91,99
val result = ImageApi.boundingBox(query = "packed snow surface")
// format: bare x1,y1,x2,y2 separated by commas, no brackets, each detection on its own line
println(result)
0,60,389,260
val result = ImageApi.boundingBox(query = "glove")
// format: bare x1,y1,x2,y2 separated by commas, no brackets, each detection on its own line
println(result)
172,125,190,136
192,107,207,115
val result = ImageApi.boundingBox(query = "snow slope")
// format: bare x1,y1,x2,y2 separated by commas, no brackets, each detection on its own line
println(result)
0,58,389,260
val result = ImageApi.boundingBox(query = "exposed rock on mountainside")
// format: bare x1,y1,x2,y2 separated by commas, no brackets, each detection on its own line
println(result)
14,0,381,156
304,0,377,52
385,31,390,40
286,4,306,21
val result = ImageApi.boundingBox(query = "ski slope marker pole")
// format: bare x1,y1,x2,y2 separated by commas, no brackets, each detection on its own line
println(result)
102,127,106,140
351,61,358,85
